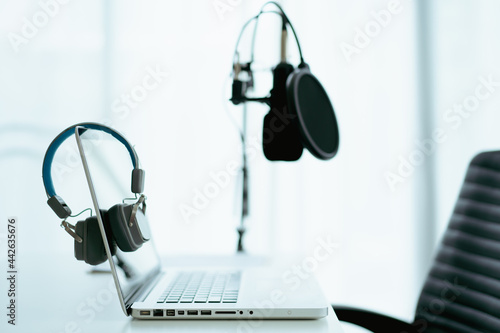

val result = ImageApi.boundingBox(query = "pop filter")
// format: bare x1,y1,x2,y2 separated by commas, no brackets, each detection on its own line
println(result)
286,68,339,160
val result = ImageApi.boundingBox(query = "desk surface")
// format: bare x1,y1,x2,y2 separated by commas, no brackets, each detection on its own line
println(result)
0,254,344,333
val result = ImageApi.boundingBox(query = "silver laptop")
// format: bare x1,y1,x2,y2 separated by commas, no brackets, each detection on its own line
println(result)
74,127,329,320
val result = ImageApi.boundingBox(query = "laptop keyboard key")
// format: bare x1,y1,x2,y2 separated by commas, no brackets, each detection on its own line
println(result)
158,271,240,306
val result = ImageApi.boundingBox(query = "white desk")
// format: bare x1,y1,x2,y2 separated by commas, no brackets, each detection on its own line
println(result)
0,254,344,333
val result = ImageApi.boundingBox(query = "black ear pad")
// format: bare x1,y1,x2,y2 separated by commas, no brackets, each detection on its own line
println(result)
263,62,303,161
74,212,117,266
107,204,150,252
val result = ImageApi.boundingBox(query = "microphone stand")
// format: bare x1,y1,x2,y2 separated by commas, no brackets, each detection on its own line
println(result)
235,14,288,253
237,102,249,253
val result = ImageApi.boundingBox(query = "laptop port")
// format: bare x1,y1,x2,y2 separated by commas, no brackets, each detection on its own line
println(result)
187,310,198,315
139,311,151,316
178,310,185,315
200,310,211,315
153,310,163,317
215,311,236,314
166,310,175,316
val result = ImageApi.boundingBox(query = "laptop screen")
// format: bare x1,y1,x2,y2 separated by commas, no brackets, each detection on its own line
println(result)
75,127,161,313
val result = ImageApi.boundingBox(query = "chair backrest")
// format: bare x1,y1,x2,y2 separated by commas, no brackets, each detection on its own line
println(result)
414,151,500,333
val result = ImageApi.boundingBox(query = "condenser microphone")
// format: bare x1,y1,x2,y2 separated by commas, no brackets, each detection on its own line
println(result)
228,1,340,253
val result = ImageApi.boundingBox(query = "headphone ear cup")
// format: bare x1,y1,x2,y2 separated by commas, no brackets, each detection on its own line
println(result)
100,210,117,257
74,213,117,266
74,220,86,262
108,204,146,252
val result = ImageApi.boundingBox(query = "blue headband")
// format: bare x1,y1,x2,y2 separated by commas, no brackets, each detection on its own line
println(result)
42,122,140,198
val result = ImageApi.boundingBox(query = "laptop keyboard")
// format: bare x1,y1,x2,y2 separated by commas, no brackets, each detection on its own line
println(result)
156,271,241,304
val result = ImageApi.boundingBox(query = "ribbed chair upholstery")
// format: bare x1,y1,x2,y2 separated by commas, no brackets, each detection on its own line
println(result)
333,151,500,333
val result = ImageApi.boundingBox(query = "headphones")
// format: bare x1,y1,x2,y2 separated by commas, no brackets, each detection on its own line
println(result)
42,122,150,265
230,2,339,161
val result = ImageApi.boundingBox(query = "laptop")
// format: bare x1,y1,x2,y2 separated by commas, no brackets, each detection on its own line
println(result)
74,127,329,320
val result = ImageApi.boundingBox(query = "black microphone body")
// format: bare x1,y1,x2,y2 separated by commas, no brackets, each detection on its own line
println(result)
263,62,303,161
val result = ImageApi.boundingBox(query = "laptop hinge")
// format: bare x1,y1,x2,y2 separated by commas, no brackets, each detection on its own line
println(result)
124,267,162,308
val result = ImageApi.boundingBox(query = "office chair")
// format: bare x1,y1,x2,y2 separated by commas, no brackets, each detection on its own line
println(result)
333,151,500,333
